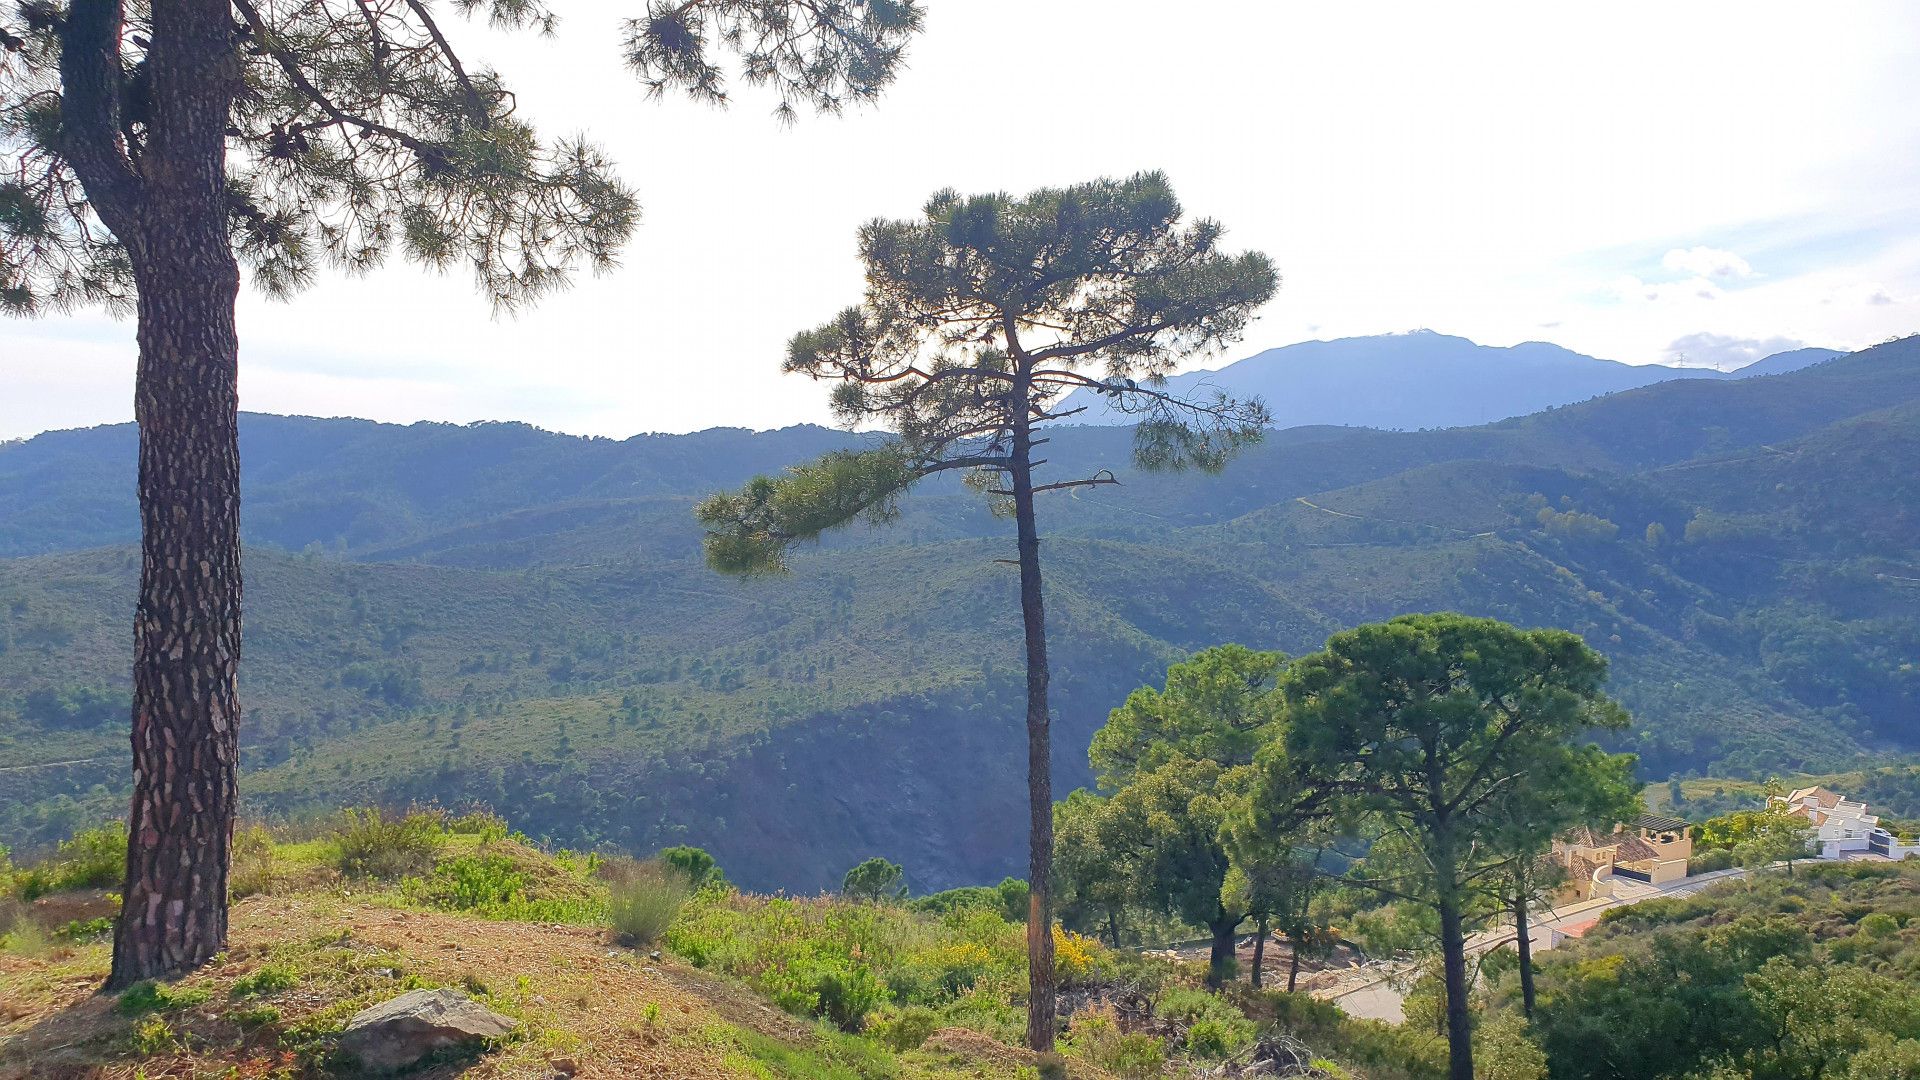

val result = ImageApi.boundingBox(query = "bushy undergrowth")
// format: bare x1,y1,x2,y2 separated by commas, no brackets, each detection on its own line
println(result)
401,839,603,923
1,811,1409,1078
116,979,212,1015
664,889,1082,1034
1063,1003,1167,1078
5,822,126,900
1158,985,1259,1060
604,858,692,945
329,808,448,879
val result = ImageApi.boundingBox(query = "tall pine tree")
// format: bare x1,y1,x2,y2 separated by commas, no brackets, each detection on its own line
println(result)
1250,613,1633,1080
696,172,1277,1049
1,0,922,987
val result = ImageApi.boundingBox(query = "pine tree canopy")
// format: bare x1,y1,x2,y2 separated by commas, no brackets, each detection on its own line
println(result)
0,0,925,313
697,171,1279,573
1249,613,1635,896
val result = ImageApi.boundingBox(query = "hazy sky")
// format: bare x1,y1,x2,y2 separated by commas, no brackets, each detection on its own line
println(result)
5,1,1919,441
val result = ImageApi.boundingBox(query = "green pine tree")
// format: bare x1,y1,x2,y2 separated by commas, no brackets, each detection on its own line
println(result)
1,0,922,988
696,172,1277,1049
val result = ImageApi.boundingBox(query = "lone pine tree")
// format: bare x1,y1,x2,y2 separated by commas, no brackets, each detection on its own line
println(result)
1,0,922,987
695,172,1277,1049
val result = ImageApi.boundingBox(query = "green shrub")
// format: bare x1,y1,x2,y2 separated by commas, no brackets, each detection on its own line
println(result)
1475,1011,1548,1080
1,920,51,958
938,989,1025,1046
607,860,691,945
230,1004,281,1027
329,808,446,879
1158,985,1257,1060
841,856,906,903
909,885,1000,917
447,809,510,841
869,1004,940,1051
405,853,528,911
909,877,1029,923
230,824,290,898
658,845,725,888
54,916,114,942
13,822,127,900
130,1015,179,1056
117,980,211,1015
1066,1004,1167,1079
1858,912,1899,939
1185,1015,1256,1059
1688,847,1738,875
230,964,298,998
767,954,888,1031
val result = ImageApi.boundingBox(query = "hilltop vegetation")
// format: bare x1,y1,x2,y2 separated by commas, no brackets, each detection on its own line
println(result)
0,810,1434,1079
3,339,1919,890
1506,861,1920,1079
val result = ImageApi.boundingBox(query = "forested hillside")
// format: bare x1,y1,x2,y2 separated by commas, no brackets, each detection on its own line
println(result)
3,337,1917,891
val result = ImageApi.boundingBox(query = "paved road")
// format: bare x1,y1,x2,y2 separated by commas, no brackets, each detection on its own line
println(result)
1321,867,1751,1022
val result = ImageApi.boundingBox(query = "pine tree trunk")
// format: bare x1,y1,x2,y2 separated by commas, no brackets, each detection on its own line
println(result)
99,0,245,991
1513,878,1537,1019
1287,933,1301,993
1438,896,1475,1080
1010,408,1055,1053
1206,916,1238,988
1251,914,1268,989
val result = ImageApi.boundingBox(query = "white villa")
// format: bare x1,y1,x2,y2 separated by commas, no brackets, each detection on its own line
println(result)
1771,786,1920,861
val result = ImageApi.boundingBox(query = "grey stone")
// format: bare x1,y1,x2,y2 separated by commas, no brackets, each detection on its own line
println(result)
338,988,516,1073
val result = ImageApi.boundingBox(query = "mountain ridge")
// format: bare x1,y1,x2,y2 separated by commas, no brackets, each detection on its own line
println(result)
1059,330,1842,430
1,336,1914,890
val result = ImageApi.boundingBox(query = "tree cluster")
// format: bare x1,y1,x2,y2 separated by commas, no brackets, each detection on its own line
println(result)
1058,615,1641,1080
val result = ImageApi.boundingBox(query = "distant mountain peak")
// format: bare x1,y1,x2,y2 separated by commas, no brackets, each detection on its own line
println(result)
1059,331,1840,431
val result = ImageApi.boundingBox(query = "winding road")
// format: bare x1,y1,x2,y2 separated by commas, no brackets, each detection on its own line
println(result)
1318,867,1752,1022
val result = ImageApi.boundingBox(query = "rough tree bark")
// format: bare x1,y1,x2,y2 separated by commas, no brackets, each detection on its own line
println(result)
1206,915,1239,988
1437,893,1475,1080
1251,914,1268,989
1010,392,1057,1052
55,0,248,989
1513,871,1538,1018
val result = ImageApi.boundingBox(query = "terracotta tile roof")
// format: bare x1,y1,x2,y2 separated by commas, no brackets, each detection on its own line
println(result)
1561,825,1662,864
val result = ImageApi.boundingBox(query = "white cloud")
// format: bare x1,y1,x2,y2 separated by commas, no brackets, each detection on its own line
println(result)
1608,274,1723,303
1662,246,1755,279
1663,331,1807,371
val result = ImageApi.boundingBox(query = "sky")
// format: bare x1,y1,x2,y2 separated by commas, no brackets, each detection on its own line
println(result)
5,1,1920,441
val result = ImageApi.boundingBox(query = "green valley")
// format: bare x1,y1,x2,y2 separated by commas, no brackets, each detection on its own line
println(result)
3,338,1918,892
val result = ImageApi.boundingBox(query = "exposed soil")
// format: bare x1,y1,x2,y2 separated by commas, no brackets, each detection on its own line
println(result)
2,895,842,1079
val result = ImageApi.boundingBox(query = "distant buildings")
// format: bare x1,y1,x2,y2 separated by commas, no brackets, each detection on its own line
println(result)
1550,814,1694,902
1772,785,1920,861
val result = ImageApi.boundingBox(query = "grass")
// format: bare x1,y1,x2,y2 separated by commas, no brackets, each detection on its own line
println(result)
606,858,694,945
329,807,448,879
0,811,1414,1079
115,979,212,1015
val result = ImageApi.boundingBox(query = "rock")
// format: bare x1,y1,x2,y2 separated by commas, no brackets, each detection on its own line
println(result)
550,1057,580,1076
338,988,517,1073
